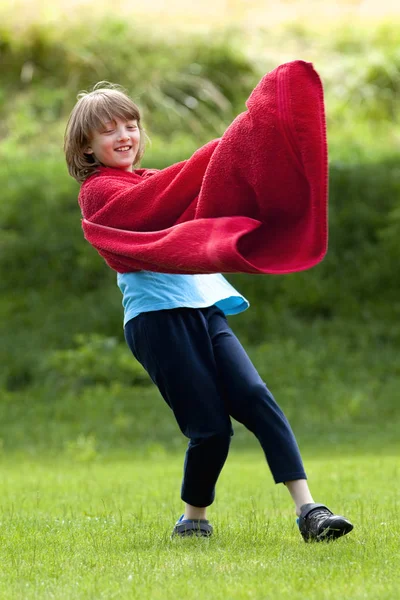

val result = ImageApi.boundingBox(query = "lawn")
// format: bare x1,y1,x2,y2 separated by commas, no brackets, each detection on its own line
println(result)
0,446,399,599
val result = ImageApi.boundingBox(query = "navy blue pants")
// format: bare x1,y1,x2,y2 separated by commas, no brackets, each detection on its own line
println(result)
124,306,306,507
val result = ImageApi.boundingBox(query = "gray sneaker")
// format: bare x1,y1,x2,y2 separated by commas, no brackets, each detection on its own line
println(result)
298,503,353,542
171,515,213,538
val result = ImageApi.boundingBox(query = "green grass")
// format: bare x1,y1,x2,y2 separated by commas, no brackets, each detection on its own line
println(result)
0,447,399,599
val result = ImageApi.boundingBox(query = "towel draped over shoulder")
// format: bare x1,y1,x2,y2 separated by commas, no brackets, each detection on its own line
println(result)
79,60,328,275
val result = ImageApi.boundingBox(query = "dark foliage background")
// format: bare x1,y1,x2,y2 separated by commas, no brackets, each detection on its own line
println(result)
1,20,399,453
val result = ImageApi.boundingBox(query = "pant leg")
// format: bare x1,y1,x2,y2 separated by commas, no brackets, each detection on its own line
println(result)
208,307,306,483
124,308,233,507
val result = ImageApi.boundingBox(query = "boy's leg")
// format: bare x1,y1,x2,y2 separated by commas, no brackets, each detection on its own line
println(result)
124,308,233,510
208,308,306,486
285,479,314,515
208,307,353,539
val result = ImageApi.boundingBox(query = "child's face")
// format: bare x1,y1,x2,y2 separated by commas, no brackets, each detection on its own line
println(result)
86,117,141,172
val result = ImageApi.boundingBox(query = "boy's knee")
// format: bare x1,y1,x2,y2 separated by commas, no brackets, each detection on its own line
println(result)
189,430,233,451
245,381,276,406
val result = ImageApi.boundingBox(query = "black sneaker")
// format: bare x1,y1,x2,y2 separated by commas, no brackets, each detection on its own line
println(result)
171,515,213,538
298,503,353,542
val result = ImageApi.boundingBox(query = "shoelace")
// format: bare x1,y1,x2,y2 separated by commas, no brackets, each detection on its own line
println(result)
307,507,332,528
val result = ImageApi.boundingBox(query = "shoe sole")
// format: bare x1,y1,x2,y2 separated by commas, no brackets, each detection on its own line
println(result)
171,521,213,539
172,530,212,538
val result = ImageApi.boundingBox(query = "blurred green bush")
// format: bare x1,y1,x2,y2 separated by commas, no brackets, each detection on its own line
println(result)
1,152,399,391
41,334,150,390
1,18,399,415
0,19,257,151
1,320,399,454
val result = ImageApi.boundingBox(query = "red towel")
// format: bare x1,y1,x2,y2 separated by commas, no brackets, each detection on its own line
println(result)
79,60,328,274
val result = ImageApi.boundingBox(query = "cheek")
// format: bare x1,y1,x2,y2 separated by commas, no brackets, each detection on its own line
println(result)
102,141,115,154
92,141,105,156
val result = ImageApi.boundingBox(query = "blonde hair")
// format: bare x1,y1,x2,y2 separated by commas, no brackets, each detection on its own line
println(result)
64,82,145,183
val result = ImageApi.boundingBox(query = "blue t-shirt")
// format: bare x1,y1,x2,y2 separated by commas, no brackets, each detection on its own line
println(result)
117,271,249,326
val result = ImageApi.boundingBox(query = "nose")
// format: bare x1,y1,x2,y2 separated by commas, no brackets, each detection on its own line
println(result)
117,128,129,141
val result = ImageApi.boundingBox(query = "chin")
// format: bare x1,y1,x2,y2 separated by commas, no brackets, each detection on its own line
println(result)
115,161,133,170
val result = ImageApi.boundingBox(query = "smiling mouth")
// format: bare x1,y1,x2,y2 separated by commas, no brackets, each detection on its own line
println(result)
115,146,132,152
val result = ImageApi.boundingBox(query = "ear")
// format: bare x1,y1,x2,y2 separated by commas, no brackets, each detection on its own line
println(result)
85,146,94,155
